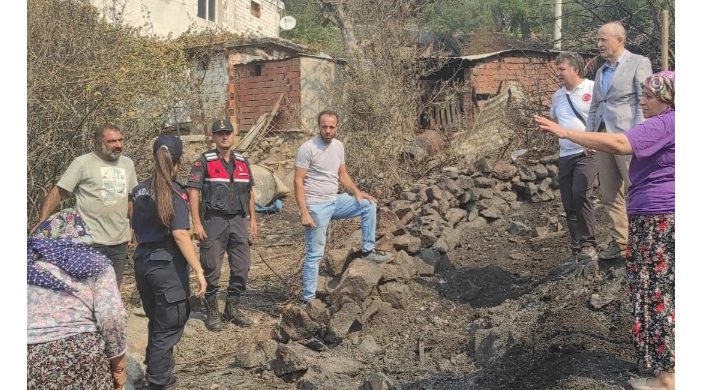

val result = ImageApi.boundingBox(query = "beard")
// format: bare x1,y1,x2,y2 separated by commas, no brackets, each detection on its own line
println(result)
100,144,122,161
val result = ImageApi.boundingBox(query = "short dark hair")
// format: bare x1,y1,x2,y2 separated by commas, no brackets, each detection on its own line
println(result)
94,124,121,141
555,52,586,77
317,110,339,126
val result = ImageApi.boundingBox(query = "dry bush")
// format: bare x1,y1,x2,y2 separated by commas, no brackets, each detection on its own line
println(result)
312,1,465,199
26,0,245,229
27,0,190,227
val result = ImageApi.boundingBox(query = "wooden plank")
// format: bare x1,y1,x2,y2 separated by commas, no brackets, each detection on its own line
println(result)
234,93,284,152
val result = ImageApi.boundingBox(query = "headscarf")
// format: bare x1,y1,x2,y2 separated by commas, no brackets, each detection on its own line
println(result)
27,209,112,292
643,70,675,108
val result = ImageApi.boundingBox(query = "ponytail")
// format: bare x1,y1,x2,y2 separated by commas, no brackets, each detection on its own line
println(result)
149,147,180,227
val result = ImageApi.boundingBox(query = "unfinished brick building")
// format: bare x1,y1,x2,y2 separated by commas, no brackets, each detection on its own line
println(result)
421,49,597,132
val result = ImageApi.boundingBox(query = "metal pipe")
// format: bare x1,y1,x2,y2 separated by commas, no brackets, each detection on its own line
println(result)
553,0,562,50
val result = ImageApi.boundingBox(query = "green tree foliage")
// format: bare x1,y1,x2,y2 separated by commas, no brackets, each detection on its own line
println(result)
420,0,498,35
280,0,342,54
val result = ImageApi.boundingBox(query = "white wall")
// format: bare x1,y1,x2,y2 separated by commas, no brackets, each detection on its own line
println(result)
91,0,284,38
189,52,230,131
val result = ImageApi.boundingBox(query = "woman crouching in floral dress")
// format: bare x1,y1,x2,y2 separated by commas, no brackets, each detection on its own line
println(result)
27,209,128,390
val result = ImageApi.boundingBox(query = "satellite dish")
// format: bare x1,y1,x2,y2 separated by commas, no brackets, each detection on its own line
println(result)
279,15,297,31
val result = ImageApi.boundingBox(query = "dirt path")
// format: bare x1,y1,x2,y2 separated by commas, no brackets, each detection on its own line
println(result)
121,193,638,390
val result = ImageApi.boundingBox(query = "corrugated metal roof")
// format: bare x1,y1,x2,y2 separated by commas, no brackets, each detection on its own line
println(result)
443,49,595,63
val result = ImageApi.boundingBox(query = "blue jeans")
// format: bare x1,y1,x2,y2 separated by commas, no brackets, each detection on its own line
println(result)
302,193,377,302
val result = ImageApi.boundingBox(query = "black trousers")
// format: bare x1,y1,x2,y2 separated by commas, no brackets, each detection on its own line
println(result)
133,243,190,386
92,242,128,288
558,152,599,250
199,212,251,298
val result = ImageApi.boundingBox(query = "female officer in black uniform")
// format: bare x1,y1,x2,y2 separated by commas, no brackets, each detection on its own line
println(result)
131,135,207,390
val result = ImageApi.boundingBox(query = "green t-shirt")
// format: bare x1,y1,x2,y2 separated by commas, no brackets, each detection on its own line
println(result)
57,152,138,245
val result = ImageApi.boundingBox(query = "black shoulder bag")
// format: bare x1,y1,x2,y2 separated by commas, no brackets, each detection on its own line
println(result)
565,94,586,126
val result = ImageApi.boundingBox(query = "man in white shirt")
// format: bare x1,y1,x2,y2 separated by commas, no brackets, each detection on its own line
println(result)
549,52,599,264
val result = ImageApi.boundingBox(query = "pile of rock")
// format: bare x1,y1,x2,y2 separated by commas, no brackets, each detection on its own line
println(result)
249,155,564,387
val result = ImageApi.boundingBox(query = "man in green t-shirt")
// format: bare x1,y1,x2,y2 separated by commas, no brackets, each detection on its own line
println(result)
31,124,138,287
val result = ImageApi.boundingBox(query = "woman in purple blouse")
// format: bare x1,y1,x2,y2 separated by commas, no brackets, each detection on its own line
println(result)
534,70,675,390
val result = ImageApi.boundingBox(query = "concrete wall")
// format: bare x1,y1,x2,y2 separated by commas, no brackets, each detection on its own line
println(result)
190,52,230,133
299,57,337,132
91,0,283,38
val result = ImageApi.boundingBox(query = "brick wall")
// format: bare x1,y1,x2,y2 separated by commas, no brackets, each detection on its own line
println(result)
463,54,559,116
231,57,301,133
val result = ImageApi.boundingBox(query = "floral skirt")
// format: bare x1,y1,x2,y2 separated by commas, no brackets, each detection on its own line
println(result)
27,332,113,390
626,213,675,375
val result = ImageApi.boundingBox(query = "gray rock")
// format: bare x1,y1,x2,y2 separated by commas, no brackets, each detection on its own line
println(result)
538,177,553,192
533,164,549,179
332,259,384,303
473,177,494,188
279,304,320,342
306,299,330,326
444,208,468,226
497,190,518,203
380,260,411,283
524,182,538,198
324,248,354,277
540,154,559,164
361,372,396,390
532,226,548,238
412,252,437,276
325,302,362,344
458,217,489,231
274,343,316,378
400,191,417,201
391,234,422,255
425,186,443,202
379,282,410,309
418,230,439,248
436,196,451,216
491,161,518,180
475,188,495,199
474,158,493,173
494,181,513,192
376,208,400,238
456,175,475,190
436,178,462,196
233,339,269,369
507,221,531,235
340,230,363,251
518,165,537,181
390,201,415,220
547,164,560,189
479,207,503,220
300,338,328,352
357,335,382,356
360,297,393,323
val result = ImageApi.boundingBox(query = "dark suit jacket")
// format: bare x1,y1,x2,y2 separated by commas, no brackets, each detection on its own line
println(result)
585,50,653,134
